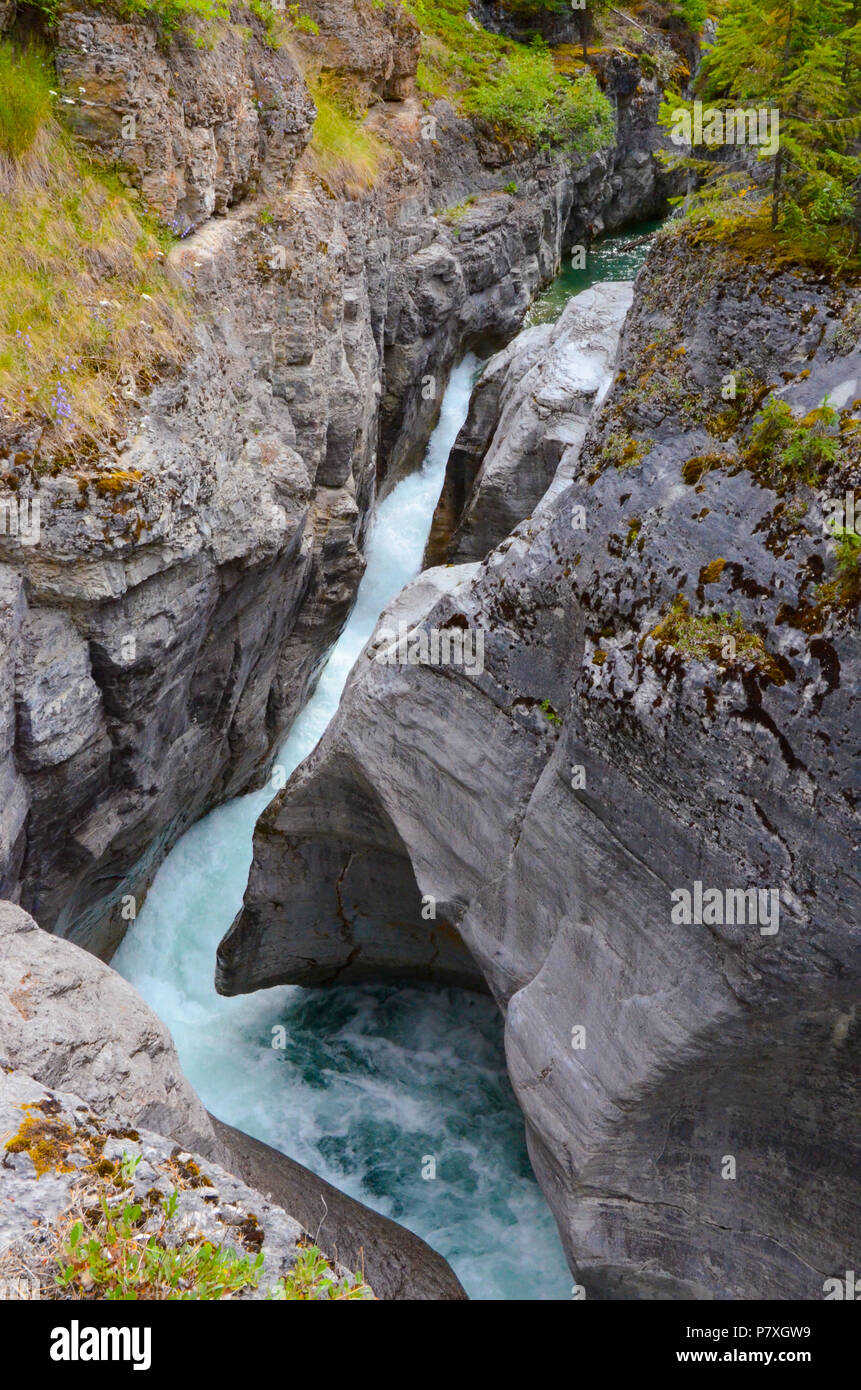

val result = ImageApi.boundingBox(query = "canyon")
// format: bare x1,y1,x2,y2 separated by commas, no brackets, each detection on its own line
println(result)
1,0,858,1306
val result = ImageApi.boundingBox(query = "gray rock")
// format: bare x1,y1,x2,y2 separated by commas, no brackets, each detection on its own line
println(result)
0,899,467,1299
0,11,679,963
0,1069,323,1300
54,7,315,229
427,281,634,563
224,228,861,1299
0,900,218,1158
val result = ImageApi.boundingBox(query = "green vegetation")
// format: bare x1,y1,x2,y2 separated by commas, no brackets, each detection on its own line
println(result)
5,1107,374,1301
440,194,477,229
817,522,861,607
744,396,839,486
269,1245,375,1300
53,1154,374,1299
540,699,562,725
29,0,316,47
673,0,708,26
466,43,615,149
57,1189,265,1301
307,75,388,194
601,428,651,469
247,0,318,49
659,0,861,271
405,0,613,152
650,595,785,680
0,42,187,463
0,42,53,158
95,0,229,45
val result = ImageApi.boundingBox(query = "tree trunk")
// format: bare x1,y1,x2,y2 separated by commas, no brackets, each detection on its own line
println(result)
773,1,795,228
771,146,783,228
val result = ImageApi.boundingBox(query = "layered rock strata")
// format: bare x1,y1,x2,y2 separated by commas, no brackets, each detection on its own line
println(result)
0,2,677,959
223,228,861,1298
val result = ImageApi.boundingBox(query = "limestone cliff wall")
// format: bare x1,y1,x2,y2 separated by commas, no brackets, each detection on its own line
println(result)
224,227,861,1298
0,1,677,959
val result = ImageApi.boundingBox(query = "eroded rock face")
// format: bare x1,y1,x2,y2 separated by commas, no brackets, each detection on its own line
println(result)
0,4,678,959
300,0,421,102
55,7,315,229
0,900,466,1299
426,281,634,564
224,229,861,1298
217,564,487,994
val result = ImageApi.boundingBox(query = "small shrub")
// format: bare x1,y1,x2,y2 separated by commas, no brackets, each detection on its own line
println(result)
601,429,650,469
745,397,839,487
466,48,614,151
650,595,785,681
673,0,707,29
407,0,612,154
817,524,861,609
269,1245,375,1300
57,1195,265,1300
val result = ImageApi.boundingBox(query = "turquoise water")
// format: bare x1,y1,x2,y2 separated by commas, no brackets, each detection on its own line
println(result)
115,233,654,1301
526,219,663,326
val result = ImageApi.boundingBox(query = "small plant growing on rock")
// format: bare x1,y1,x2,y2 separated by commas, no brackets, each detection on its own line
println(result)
649,595,785,682
745,397,839,487
440,195,477,230
268,1244,374,1300
601,429,650,470
56,1194,265,1300
539,699,562,726
817,525,861,610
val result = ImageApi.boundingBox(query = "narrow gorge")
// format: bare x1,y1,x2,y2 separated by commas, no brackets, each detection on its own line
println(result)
0,0,859,1324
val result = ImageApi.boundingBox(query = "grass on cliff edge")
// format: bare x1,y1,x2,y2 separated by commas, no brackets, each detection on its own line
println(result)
0,41,189,466
404,0,614,152
306,74,390,195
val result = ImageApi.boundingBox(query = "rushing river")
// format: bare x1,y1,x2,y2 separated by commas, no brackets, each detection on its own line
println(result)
115,223,658,1301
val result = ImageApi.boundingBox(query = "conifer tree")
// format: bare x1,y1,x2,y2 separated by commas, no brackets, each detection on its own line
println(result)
659,0,861,259
700,0,861,231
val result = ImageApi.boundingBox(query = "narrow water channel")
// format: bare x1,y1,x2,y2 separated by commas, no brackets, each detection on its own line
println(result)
114,223,658,1300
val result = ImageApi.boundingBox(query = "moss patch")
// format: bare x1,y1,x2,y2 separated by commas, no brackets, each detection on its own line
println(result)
649,595,786,683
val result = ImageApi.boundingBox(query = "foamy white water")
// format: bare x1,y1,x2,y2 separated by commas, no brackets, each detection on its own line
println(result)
114,352,572,1300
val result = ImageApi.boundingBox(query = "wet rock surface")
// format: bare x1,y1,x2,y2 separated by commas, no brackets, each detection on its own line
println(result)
0,899,466,1299
0,5,677,960
227,228,861,1298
